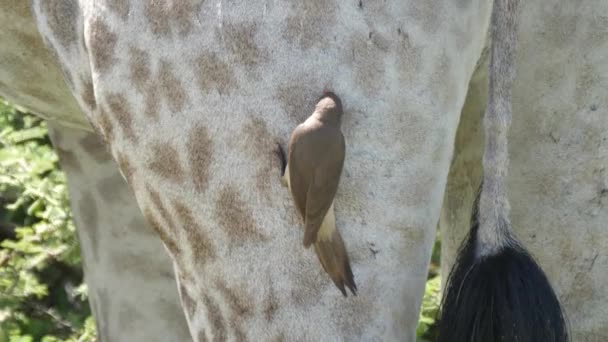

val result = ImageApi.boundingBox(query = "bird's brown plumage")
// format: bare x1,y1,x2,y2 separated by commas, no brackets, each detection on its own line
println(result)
285,92,357,296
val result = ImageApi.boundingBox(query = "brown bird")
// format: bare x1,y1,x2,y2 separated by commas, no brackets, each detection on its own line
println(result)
281,91,357,297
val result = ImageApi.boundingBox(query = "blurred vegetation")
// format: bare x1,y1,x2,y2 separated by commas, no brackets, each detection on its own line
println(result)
0,97,441,341
0,99,95,342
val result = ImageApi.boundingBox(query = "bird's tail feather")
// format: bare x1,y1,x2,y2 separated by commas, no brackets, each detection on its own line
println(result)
314,229,357,297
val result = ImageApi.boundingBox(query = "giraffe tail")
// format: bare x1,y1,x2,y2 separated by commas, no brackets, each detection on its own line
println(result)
436,0,569,341
313,229,357,297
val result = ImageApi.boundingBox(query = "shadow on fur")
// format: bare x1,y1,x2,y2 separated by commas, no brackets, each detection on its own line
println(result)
436,197,569,342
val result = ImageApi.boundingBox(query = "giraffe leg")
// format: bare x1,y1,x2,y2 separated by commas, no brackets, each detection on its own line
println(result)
47,123,191,342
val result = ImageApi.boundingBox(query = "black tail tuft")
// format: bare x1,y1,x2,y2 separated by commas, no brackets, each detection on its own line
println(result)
436,202,569,342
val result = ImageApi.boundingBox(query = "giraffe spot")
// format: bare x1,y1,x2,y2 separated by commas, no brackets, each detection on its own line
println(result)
80,77,97,110
172,200,216,265
346,34,386,96
144,0,204,37
144,85,161,119
79,132,110,163
263,279,278,322
88,17,118,72
146,183,178,232
220,22,265,66
180,284,197,318
187,124,213,192
275,82,318,124
241,118,278,199
97,106,115,143
128,47,151,92
143,207,180,257
215,185,265,246
158,60,189,112
148,142,185,182
97,172,128,203
116,152,135,185
40,0,79,49
107,0,130,20
55,147,82,172
79,192,101,261
215,280,252,316
283,1,337,50
194,52,237,95
106,93,138,143
408,0,443,34
202,294,227,341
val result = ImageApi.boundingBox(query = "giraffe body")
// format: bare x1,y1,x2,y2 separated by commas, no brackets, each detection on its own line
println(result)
0,0,606,341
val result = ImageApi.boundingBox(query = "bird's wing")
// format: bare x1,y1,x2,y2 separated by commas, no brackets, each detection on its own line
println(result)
302,133,345,247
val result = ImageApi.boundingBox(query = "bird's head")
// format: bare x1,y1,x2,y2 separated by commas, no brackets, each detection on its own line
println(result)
315,91,343,123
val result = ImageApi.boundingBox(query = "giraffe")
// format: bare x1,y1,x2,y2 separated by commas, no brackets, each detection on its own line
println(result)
0,0,606,341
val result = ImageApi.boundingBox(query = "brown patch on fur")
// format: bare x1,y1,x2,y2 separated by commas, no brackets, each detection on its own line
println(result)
148,142,185,182
106,93,137,143
80,78,97,110
221,22,265,66
186,124,213,192
146,183,177,231
215,280,252,316
194,52,237,95
88,17,117,72
198,331,209,342
128,47,151,92
408,0,443,34
97,106,115,143
158,60,189,112
40,0,79,49
283,1,337,50
241,118,277,199
346,34,385,96
215,185,266,246
275,82,317,124
144,0,204,37
144,86,161,119
143,207,180,256
180,284,197,318
55,147,82,172
202,294,226,341
116,152,135,185
263,279,278,322
79,192,101,260
172,200,216,264
395,30,422,84
107,0,129,20
79,132,111,162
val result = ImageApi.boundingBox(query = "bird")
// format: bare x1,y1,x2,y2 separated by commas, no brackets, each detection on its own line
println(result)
280,91,357,297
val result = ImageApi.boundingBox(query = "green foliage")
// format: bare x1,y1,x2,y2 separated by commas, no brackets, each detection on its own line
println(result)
416,235,442,341
0,99,94,341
